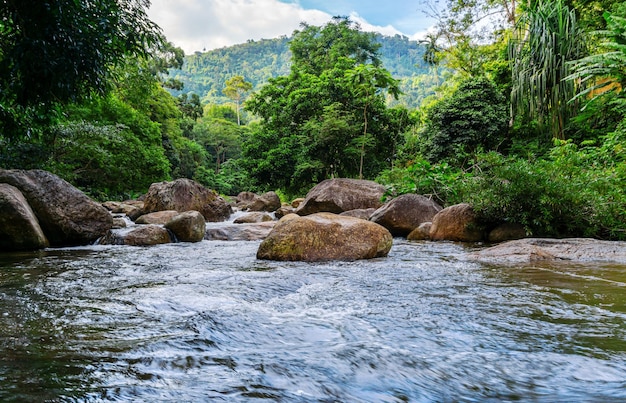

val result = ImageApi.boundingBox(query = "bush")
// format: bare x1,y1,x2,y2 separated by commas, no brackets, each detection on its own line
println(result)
377,157,467,205
420,76,509,165
458,144,626,239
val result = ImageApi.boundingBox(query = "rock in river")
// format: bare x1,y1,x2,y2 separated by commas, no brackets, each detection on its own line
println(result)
257,213,393,262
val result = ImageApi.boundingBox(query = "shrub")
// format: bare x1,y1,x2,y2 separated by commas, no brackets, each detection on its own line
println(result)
420,76,509,165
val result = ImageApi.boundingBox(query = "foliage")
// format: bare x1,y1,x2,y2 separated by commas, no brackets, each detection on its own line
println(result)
567,9,626,107
222,76,252,125
44,120,170,200
168,34,430,107
243,18,410,193
509,0,586,139
419,76,509,164
0,0,162,108
192,117,244,174
376,157,467,206
457,142,626,239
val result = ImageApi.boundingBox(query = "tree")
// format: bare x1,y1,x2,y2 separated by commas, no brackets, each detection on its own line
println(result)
509,0,586,139
223,75,252,125
290,17,382,75
0,0,162,107
420,77,509,164
567,9,626,106
244,18,404,193
346,64,400,178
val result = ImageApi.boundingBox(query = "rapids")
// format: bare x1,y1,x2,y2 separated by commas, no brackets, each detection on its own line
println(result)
1,239,625,402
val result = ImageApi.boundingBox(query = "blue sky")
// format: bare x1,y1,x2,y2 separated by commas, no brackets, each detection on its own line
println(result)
148,0,436,54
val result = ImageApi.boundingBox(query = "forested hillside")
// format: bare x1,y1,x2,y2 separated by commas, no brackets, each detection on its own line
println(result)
170,34,431,107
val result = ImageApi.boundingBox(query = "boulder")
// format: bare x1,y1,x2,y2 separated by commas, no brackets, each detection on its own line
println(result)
233,212,274,224
165,210,206,242
0,183,49,251
429,203,484,242
103,201,144,219
205,222,276,241
468,238,626,264
275,205,295,219
111,217,128,229
407,222,432,241
370,194,442,236
248,191,282,212
0,169,113,246
295,178,386,216
257,213,393,262
488,223,527,243
235,191,257,206
135,210,179,225
100,225,172,246
142,178,232,222
339,208,377,220
291,198,305,208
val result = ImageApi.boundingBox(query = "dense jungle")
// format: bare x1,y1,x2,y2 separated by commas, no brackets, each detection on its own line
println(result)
1,0,625,240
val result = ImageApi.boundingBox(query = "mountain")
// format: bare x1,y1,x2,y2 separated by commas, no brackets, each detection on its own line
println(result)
168,34,432,108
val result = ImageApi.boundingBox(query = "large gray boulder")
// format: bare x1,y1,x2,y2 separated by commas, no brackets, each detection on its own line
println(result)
468,238,626,264
295,178,386,216
257,213,393,262
0,183,49,251
0,169,113,247
143,178,232,222
370,194,442,237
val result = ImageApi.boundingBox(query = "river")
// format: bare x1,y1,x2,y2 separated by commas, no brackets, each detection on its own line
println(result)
1,237,625,402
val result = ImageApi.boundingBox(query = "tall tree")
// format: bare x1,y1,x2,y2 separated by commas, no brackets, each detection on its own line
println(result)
223,75,252,125
346,64,400,179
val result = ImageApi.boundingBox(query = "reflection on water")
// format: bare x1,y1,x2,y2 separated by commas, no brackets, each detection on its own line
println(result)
1,240,625,402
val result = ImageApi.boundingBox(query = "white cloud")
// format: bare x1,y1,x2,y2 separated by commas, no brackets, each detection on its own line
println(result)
347,12,403,37
148,0,429,54
148,0,332,53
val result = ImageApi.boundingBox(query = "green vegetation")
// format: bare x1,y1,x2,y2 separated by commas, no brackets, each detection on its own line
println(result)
0,1,624,239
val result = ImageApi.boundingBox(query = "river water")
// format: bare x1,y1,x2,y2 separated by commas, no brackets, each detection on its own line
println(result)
0,237,625,402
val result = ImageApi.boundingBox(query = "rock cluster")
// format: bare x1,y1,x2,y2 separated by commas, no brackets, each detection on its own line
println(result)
3,173,621,264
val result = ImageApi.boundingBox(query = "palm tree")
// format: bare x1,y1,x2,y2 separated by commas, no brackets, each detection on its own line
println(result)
509,0,586,139
567,11,626,106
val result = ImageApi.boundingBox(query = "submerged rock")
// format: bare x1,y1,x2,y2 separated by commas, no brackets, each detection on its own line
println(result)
257,213,393,262
468,238,626,264
205,222,276,241
295,178,386,216
100,225,172,246
233,212,274,224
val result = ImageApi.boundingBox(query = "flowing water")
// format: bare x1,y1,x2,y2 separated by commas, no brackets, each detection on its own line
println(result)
0,238,625,402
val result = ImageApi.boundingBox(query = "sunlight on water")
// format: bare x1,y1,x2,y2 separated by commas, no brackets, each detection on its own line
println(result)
1,240,625,401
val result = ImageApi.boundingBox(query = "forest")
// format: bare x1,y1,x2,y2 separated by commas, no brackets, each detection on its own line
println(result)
0,0,625,240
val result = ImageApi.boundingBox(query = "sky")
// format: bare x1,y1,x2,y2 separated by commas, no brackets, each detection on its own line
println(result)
147,0,438,54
